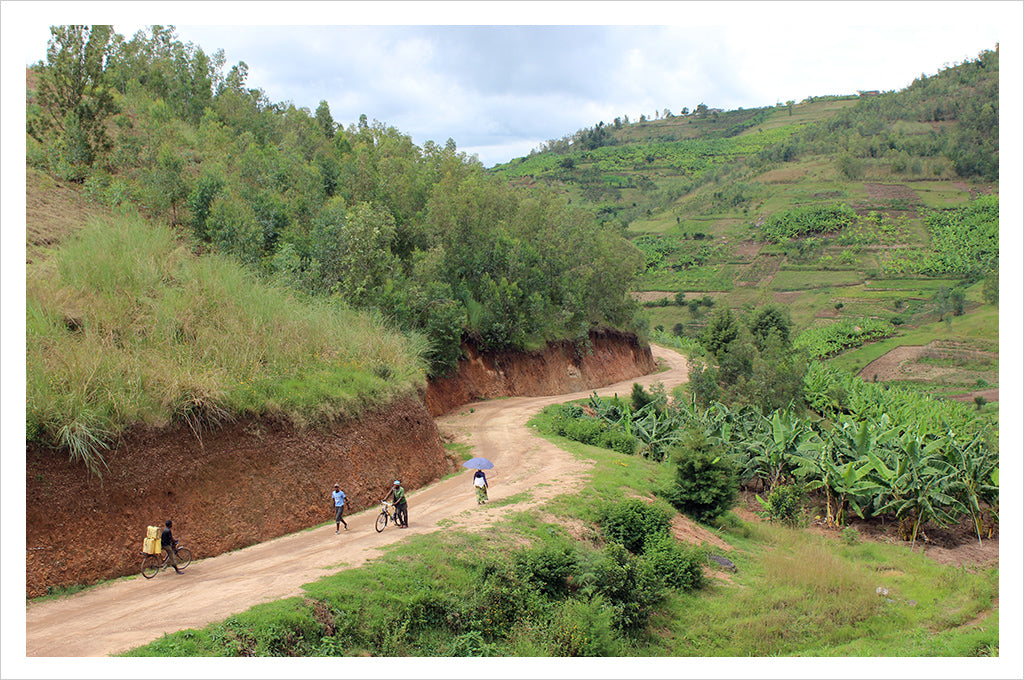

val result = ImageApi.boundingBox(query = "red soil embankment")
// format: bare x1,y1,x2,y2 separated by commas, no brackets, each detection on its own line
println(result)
26,330,655,597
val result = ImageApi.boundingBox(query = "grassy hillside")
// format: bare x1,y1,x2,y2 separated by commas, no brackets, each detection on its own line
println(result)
491,48,999,401
24,25,645,468
26,211,427,473
26,26,644,384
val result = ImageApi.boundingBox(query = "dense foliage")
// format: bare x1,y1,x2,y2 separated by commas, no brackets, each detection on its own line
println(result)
543,355,995,543
27,25,645,380
693,304,808,412
793,48,999,181
794,318,897,359
661,426,738,523
760,203,857,242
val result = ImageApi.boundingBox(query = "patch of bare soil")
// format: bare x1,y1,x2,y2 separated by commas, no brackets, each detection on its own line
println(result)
857,341,999,393
952,181,997,199
734,240,762,260
864,183,920,203
671,515,731,552
772,290,803,306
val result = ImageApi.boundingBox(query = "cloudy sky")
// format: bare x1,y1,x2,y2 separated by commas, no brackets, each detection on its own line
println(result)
5,1,1017,167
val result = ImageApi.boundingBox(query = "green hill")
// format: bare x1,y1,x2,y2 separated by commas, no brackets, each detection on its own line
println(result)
492,47,999,396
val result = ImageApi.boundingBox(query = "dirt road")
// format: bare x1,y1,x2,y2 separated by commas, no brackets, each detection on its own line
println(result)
24,345,690,657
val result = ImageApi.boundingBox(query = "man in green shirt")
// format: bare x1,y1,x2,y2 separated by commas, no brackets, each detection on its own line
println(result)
382,480,408,528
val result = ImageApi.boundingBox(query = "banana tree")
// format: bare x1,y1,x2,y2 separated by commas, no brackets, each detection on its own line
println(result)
742,409,813,494
791,440,876,528
940,425,998,545
822,417,898,526
631,400,681,461
866,431,961,549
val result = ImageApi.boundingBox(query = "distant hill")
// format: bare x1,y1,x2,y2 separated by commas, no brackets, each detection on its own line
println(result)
488,47,999,397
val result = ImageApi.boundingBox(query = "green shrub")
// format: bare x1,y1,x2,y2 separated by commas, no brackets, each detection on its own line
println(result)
582,543,666,634
598,498,672,555
631,382,655,410
661,427,737,524
841,526,861,545
468,562,544,640
599,428,636,455
514,543,579,599
641,535,707,591
756,483,805,526
545,597,620,656
401,591,457,634
447,630,497,657
562,417,607,446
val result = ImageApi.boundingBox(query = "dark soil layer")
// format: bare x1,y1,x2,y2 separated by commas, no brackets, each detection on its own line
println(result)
25,330,655,597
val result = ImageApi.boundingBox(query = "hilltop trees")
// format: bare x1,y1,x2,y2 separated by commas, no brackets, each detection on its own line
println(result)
28,25,119,180
27,24,645,378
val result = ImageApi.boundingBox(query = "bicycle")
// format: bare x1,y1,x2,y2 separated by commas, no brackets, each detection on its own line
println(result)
374,501,406,532
141,541,193,579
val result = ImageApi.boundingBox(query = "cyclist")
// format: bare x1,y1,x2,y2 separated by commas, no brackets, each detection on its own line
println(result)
161,519,184,574
382,480,408,528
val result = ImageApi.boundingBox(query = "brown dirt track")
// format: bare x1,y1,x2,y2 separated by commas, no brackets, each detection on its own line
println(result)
24,345,689,657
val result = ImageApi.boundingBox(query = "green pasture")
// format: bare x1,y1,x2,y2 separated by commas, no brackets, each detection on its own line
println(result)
912,181,978,209
769,268,865,291
639,264,739,292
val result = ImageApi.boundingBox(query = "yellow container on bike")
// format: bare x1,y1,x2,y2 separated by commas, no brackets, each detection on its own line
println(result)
142,526,162,554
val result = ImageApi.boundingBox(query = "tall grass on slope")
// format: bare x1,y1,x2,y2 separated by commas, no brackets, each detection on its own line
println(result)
26,215,428,474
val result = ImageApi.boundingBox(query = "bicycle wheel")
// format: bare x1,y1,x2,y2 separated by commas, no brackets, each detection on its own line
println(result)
174,547,193,570
375,511,388,533
141,554,162,579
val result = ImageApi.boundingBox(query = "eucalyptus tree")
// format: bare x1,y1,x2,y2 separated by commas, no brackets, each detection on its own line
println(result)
29,25,119,179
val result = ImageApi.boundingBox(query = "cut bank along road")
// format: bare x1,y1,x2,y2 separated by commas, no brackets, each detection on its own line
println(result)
25,345,689,657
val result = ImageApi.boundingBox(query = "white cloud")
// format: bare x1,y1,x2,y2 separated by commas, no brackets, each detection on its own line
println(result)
5,4,1014,166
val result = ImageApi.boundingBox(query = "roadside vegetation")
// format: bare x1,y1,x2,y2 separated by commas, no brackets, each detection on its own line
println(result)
118,402,998,657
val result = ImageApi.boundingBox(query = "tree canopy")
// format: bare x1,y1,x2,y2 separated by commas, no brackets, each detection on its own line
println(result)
27,25,646,376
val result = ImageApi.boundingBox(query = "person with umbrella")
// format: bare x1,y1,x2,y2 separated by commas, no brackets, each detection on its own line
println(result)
463,457,494,505
473,469,488,504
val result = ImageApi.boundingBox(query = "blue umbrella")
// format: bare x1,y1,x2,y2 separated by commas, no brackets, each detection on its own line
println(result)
462,457,494,470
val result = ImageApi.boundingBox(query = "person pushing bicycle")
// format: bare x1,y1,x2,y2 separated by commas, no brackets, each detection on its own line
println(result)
161,519,184,574
381,480,408,528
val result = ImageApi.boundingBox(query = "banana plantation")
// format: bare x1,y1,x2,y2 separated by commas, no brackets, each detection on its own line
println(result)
547,366,998,549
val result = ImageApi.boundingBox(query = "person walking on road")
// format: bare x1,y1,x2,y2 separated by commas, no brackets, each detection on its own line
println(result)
473,469,488,504
331,483,348,533
382,480,408,528
161,519,183,574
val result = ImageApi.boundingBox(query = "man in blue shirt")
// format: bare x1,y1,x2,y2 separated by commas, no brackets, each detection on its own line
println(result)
332,483,348,533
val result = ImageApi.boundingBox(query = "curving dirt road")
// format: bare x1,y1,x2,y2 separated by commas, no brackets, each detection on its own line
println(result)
24,345,690,658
